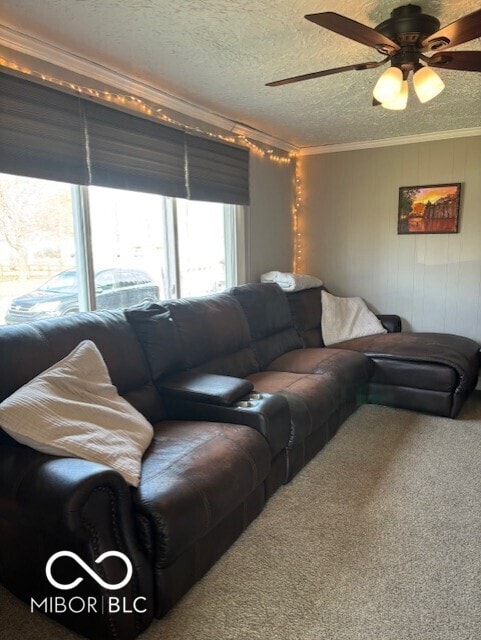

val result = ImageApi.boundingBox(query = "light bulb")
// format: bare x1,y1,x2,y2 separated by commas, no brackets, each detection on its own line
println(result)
373,67,403,103
413,65,445,103
382,80,408,110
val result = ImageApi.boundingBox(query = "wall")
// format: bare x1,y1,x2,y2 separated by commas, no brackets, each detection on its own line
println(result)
302,135,481,342
247,153,294,282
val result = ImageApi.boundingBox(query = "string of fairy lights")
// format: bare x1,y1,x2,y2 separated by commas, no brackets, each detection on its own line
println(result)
293,160,303,274
0,55,304,273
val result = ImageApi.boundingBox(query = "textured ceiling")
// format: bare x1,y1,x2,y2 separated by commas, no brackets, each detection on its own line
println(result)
0,0,480,148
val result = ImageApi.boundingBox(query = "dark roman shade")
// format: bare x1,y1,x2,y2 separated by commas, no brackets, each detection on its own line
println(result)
0,72,89,185
0,71,249,204
83,100,186,198
186,135,249,205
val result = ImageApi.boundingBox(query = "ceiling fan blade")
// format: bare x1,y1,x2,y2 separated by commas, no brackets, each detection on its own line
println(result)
422,8,481,51
266,60,386,87
305,12,399,53
427,51,481,72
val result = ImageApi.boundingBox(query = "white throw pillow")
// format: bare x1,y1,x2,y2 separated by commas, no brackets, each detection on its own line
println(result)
0,340,153,487
321,290,387,346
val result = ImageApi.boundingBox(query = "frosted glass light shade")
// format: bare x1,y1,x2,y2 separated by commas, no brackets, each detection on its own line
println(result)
413,66,445,103
373,67,403,103
382,80,408,110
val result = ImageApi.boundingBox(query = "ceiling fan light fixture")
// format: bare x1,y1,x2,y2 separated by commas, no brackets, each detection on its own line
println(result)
413,65,445,103
372,66,403,103
267,5,481,111
382,80,408,110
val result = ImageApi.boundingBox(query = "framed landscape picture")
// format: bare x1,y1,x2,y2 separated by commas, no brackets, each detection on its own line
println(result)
398,183,461,235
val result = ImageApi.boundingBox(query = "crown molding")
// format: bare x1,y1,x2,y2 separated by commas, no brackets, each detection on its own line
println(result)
1,24,478,158
299,127,481,155
0,24,298,153
231,124,298,153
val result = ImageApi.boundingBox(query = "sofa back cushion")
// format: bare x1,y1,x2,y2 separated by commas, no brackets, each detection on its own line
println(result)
0,310,165,427
286,286,324,348
230,283,303,369
162,293,259,378
125,303,186,380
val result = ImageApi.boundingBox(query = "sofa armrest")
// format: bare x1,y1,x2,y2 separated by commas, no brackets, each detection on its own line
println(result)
0,445,130,535
0,445,154,640
162,388,291,458
159,371,254,406
377,314,402,333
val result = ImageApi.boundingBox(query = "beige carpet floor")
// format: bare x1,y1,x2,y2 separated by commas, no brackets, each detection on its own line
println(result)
2,394,481,639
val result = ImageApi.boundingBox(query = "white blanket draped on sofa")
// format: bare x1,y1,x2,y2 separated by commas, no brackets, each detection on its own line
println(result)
261,271,323,292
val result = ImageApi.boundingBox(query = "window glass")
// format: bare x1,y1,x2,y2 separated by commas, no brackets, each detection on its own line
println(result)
0,173,77,325
95,270,115,292
1,177,241,325
175,199,227,297
88,186,167,309
39,270,78,293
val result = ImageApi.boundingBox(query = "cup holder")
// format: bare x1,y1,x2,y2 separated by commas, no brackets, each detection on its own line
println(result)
236,400,252,408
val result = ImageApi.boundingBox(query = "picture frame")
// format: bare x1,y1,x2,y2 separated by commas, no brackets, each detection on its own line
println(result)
398,183,462,235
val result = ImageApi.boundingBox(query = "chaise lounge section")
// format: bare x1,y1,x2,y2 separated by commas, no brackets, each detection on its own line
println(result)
285,285,480,418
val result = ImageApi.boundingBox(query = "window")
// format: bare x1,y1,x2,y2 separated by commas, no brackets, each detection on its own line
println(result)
0,73,249,326
0,173,244,326
88,186,169,301
0,173,78,325
176,199,227,297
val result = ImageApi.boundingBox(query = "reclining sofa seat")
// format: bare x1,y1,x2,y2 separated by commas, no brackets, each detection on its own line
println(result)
230,282,372,402
286,285,480,418
146,290,370,481
125,294,291,495
229,284,373,472
0,310,272,639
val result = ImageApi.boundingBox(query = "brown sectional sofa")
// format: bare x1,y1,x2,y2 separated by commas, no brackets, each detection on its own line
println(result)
0,282,479,640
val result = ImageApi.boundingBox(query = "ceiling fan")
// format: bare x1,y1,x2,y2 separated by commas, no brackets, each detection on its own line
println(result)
266,4,481,110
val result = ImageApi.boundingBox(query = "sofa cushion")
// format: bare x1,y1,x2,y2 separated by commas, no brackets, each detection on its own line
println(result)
246,370,342,448
0,340,153,487
332,332,480,397
133,420,270,566
230,283,303,369
125,303,186,380
286,286,324,348
266,347,372,388
162,294,259,378
321,291,387,346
